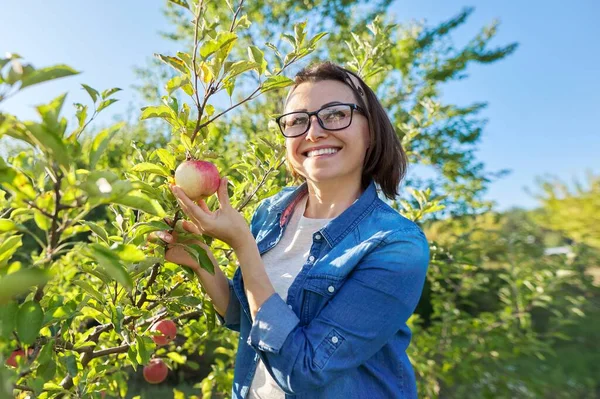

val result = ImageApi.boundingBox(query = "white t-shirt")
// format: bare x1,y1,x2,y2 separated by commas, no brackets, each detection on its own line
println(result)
247,194,332,399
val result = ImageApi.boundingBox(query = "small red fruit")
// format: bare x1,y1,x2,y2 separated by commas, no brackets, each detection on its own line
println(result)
150,319,177,346
174,160,220,201
5,348,32,368
143,358,169,384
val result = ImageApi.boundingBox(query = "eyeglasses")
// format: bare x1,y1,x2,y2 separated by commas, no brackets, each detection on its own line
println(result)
275,103,366,138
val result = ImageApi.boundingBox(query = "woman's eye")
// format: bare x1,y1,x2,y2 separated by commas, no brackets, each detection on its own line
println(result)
323,111,346,120
289,116,308,126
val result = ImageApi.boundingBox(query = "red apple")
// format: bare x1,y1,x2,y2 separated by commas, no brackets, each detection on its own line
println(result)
150,319,177,346
174,160,220,201
143,358,168,384
5,348,32,368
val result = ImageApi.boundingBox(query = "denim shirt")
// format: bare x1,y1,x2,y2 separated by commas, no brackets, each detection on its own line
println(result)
216,179,430,398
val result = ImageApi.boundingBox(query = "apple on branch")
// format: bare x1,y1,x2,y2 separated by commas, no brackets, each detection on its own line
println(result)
149,319,177,346
5,348,33,368
174,159,220,201
143,358,169,384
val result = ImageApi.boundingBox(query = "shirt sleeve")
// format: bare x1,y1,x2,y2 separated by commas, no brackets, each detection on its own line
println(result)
215,278,241,332
246,227,430,395
216,197,270,333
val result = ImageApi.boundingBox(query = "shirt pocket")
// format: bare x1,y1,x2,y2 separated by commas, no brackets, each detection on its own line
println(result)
300,275,344,325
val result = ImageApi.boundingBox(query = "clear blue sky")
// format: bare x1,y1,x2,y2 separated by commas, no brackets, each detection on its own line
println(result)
1,1,598,211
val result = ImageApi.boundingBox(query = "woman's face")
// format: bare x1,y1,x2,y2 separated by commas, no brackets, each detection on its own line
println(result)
283,80,370,187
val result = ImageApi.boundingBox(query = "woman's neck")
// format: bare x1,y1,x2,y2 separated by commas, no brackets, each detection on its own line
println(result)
303,178,363,219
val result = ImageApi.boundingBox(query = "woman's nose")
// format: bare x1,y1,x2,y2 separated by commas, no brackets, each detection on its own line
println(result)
305,115,327,141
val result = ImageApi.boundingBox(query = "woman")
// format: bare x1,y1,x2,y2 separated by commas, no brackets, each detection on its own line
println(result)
157,62,430,398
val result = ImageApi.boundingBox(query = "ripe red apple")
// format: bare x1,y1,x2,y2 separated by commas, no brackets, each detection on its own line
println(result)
143,358,168,384
150,319,177,346
5,348,32,368
174,159,220,201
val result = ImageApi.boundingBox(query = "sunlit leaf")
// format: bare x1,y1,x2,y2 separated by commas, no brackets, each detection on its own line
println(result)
20,64,79,89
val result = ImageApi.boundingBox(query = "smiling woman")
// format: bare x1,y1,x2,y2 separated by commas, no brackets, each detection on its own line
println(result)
165,61,429,399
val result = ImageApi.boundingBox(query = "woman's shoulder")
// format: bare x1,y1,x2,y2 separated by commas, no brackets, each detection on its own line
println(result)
367,197,426,236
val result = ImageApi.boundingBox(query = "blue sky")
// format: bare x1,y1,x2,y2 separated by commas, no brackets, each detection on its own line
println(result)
1,1,598,211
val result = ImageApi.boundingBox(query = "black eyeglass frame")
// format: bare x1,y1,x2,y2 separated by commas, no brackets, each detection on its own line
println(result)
275,103,367,138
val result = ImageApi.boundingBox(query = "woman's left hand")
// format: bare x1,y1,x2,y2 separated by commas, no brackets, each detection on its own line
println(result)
170,177,252,250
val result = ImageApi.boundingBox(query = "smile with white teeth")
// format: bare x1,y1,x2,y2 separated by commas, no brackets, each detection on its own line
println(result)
305,147,340,157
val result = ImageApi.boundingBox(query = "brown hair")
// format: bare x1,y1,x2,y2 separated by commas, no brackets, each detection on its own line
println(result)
283,61,407,200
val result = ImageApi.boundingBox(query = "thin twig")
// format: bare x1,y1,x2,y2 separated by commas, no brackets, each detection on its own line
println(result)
236,156,285,212
228,0,245,32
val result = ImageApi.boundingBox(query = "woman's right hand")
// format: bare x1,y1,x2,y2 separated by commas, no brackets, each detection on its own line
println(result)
150,220,218,274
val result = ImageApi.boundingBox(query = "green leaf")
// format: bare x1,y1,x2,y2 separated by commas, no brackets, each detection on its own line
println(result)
200,32,237,60
128,257,162,277
167,352,186,364
260,75,295,93
97,98,118,113
17,300,44,345
184,244,214,274
112,191,166,217
308,32,328,47
111,243,145,263
140,105,174,121
155,148,176,171
88,244,133,291
0,302,18,339
248,46,267,75
234,15,251,30
22,121,69,168
155,54,189,75
20,64,79,89
81,84,99,103
74,103,87,129
34,210,51,231
0,269,50,304
36,93,68,135
81,221,109,243
226,60,257,80
168,0,190,10
166,75,192,96
203,300,215,332
89,122,125,169
101,87,122,99
73,280,104,303
0,219,17,232
133,220,171,238
37,359,57,380
37,339,55,365
127,344,139,370
135,336,150,365
0,235,23,265
132,162,171,177
294,21,307,48
61,354,78,377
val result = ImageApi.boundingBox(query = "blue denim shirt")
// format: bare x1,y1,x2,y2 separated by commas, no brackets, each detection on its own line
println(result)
216,180,430,398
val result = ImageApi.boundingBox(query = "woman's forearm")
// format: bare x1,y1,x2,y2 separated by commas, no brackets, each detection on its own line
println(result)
233,233,276,320
194,265,231,318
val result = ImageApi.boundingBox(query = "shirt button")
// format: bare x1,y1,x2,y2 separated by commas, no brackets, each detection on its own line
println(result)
328,286,335,293
315,233,322,240
308,255,315,262
288,305,292,309
331,336,339,344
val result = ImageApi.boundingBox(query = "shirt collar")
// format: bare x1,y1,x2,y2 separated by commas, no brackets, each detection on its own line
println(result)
276,180,378,246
